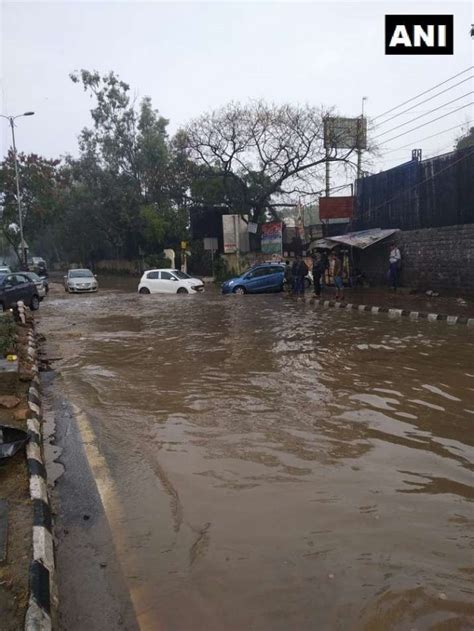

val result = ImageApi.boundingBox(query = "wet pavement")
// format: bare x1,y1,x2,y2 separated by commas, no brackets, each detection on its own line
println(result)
38,280,474,630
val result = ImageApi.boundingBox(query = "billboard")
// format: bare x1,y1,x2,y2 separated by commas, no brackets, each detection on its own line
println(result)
261,222,283,255
319,196,354,220
222,215,250,253
324,117,367,150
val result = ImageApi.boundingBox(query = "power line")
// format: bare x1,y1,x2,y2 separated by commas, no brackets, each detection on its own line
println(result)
383,120,472,154
373,92,473,139
373,76,473,128
372,66,473,121
378,102,474,145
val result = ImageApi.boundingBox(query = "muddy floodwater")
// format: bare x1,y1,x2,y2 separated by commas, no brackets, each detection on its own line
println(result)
38,282,474,631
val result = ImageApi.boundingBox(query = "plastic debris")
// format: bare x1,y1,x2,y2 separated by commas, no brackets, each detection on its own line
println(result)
0,425,28,460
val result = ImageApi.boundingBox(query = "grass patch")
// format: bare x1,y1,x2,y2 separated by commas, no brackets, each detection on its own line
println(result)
0,314,16,357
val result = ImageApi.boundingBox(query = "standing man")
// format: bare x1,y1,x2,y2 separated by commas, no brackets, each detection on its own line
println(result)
291,255,308,300
330,251,344,301
283,260,293,296
388,243,401,290
311,251,325,298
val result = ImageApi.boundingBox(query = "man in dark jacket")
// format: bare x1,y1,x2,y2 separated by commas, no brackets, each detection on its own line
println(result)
283,260,293,295
311,251,326,298
291,255,308,299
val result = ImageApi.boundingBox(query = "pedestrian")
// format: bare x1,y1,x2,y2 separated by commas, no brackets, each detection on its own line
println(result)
291,255,308,300
311,251,325,298
329,251,344,301
388,244,401,290
283,260,293,296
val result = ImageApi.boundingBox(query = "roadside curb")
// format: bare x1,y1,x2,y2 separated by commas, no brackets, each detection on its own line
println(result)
311,298,474,326
24,324,55,631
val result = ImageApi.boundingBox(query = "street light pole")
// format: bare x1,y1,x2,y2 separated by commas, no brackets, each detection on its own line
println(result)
356,97,367,181
0,111,35,268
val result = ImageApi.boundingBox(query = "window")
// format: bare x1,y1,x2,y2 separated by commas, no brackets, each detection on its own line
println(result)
146,271,159,279
70,269,94,278
252,267,271,278
160,272,173,280
268,266,283,274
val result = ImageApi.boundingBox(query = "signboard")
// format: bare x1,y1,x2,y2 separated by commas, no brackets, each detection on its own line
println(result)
222,215,250,253
261,222,283,255
203,237,218,251
319,196,354,220
324,117,367,150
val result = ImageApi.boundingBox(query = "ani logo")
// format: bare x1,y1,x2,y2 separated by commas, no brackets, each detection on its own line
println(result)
385,15,454,55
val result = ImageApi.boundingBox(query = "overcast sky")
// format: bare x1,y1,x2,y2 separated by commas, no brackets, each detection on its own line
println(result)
1,0,473,178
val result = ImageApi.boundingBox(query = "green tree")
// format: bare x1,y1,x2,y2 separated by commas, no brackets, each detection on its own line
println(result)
0,151,63,264
70,69,188,260
456,126,474,150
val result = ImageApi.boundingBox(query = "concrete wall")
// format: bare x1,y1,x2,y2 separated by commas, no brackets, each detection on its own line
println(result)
357,224,474,292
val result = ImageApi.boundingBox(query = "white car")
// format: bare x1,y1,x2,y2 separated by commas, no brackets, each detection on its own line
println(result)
138,269,204,294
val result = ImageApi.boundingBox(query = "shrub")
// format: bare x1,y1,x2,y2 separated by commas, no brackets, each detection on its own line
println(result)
0,314,16,358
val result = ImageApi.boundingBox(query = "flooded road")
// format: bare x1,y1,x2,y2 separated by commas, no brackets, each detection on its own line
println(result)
38,282,474,630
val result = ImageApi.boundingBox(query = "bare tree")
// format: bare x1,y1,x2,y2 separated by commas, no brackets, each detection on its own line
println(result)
179,101,358,222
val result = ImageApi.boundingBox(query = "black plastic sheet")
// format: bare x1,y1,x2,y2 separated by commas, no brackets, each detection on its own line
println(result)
0,425,28,460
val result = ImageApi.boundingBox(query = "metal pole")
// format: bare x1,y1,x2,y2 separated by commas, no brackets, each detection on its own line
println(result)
325,148,330,197
9,118,27,268
357,97,367,181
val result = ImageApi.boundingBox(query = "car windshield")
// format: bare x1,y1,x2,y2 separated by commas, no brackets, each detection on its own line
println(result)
25,272,41,281
172,270,191,279
70,269,94,278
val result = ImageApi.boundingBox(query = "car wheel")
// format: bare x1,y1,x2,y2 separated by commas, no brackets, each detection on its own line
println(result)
30,295,40,311
177,287,188,294
139,287,150,294
233,286,246,295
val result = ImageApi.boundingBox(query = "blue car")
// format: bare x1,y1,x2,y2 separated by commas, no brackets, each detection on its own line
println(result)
221,263,285,294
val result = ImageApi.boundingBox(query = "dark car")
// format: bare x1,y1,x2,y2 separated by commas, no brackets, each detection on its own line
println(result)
0,273,40,312
221,263,285,294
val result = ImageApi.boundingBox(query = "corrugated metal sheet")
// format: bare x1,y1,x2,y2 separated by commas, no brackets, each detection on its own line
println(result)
354,148,474,230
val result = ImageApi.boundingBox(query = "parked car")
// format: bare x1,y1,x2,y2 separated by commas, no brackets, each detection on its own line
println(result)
0,272,40,311
0,266,11,275
64,269,99,293
22,271,47,300
138,269,204,294
221,263,285,294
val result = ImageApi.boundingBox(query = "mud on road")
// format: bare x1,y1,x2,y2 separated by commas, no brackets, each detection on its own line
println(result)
39,281,474,630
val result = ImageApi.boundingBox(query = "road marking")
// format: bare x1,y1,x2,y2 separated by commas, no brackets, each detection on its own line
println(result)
71,403,164,631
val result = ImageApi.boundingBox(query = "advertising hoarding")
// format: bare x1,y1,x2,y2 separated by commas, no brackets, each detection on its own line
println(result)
319,196,354,220
324,117,367,150
261,222,283,255
222,215,250,253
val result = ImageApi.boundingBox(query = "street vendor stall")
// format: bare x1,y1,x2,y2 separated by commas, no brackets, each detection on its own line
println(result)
308,229,400,287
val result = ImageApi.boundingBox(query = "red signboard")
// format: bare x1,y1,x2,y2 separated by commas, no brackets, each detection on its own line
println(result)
319,196,354,220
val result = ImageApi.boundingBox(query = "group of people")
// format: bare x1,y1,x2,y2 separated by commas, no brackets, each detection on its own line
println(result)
284,250,345,301
283,242,402,301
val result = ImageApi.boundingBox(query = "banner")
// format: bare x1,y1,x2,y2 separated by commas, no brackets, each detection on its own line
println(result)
261,222,283,255
222,214,250,253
